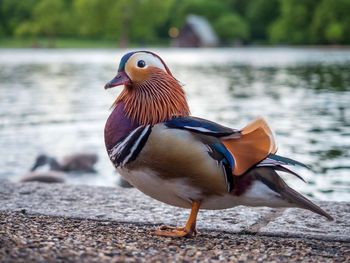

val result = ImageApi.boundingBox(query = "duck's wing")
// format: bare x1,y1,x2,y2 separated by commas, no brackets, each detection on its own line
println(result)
165,117,278,176
165,116,240,137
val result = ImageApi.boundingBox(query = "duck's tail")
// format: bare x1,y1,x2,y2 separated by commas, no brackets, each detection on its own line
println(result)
250,167,333,221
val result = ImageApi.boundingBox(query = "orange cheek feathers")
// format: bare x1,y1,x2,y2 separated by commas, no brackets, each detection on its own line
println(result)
125,56,153,84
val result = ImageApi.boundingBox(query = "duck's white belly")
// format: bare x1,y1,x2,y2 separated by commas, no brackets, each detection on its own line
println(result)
118,167,291,210
118,167,198,208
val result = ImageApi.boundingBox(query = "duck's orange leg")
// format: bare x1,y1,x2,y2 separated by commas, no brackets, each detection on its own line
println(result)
152,201,200,238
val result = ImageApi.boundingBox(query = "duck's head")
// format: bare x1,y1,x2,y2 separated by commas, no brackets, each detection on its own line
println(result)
105,51,190,126
30,154,60,171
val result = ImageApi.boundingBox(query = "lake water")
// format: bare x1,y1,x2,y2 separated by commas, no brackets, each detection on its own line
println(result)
0,47,349,201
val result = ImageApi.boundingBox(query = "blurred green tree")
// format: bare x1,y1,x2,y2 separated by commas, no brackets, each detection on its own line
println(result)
0,0,39,36
269,0,318,44
15,0,72,47
222,0,252,17
73,0,115,38
213,13,249,44
73,0,173,46
311,0,350,44
117,0,174,46
245,0,279,42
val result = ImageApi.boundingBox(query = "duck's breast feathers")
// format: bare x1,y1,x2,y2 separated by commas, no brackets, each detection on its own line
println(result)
108,125,152,167
104,101,140,150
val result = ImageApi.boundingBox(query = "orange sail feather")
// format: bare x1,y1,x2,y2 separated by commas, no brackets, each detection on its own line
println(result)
221,118,277,175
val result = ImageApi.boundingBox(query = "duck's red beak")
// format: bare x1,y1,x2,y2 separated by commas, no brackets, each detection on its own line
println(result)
104,71,131,89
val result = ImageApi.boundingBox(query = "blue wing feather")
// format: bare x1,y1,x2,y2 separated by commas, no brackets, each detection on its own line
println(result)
165,116,239,137
267,154,309,168
212,142,235,171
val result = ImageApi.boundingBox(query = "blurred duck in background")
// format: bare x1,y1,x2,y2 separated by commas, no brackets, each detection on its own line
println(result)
19,152,98,183
20,155,66,183
30,153,98,173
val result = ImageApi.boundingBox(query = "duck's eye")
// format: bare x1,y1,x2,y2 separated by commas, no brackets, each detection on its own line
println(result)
137,60,146,68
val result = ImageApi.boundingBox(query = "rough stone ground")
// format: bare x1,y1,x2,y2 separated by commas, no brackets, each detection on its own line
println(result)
1,179,350,262
1,212,349,263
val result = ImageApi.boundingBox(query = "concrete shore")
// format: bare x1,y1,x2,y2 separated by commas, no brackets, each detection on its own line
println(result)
1,179,349,262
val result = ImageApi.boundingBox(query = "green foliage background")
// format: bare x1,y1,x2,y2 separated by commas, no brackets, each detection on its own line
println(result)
1,0,350,47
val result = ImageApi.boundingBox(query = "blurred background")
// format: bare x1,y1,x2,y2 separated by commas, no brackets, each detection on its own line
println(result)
0,0,349,201
2,0,350,47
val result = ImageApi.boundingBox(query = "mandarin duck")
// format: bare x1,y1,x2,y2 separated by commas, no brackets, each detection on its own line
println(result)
104,51,333,238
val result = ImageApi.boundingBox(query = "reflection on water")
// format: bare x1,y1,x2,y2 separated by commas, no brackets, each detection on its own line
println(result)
0,48,349,201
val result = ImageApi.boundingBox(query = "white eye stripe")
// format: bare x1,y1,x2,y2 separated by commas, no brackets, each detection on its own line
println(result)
132,53,167,72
